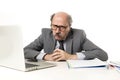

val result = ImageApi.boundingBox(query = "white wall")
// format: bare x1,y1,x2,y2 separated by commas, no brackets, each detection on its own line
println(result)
0,0,120,61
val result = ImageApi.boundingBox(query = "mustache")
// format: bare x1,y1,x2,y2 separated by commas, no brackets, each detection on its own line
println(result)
55,33,61,36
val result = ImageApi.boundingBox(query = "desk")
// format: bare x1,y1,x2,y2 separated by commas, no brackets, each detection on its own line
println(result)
0,61,120,80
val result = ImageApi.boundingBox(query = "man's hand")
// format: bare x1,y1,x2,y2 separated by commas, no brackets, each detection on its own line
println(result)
44,49,78,61
52,49,72,61
43,54,54,61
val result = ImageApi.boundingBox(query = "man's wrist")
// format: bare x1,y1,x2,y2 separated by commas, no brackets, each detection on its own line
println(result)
43,54,48,60
36,52,47,60
68,54,78,60
76,52,85,60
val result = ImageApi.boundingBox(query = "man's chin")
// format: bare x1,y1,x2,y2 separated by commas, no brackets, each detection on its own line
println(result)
55,38,62,41
55,37,62,41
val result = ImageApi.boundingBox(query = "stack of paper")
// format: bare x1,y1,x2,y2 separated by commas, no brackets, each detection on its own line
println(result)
109,61,120,72
66,58,107,68
109,61,120,67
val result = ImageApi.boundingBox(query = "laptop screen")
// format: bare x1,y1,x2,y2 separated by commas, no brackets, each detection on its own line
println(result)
0,26,26,71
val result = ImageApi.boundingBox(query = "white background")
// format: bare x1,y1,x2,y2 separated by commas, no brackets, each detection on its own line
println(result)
0,0,120,61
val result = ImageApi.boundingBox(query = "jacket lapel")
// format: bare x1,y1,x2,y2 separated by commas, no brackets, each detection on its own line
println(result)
66,38,73,54
45,32,56,53
65,29,73,54
52,38,56,51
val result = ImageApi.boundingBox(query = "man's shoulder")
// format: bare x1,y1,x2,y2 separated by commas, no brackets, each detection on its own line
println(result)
42,28,51,31
71,28,86,37
72,28,85,33
41,28,52,33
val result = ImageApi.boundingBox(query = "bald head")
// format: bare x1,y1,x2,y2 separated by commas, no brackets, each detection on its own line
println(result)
50,12,72,26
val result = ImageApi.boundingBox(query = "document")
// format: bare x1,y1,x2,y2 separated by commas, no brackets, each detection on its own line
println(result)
109,61,120,67
66,58,107,68
109,61,120,73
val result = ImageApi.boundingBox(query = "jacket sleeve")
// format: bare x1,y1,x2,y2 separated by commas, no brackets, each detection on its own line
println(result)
81,31,108,61
24,34,44,61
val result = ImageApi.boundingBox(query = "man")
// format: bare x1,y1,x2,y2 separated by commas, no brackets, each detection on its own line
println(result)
24,11,108,61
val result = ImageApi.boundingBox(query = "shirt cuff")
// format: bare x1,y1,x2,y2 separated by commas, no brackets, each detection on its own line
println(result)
76,52,85,60
36,52,47,60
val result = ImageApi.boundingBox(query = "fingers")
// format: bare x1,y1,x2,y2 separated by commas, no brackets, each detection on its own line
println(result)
44,52,63,61
54,57,63,62
51,52,62,61
44,49,68,61
44,54,54,61
53,48,62,53
52,49,64,61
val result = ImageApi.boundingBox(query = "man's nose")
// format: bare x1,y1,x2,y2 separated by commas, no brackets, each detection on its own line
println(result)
55,28,60,33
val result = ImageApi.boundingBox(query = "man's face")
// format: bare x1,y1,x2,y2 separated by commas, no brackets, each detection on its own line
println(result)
51,14,70,41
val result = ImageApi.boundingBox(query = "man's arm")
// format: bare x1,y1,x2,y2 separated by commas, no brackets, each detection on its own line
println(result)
81,37,108,61
24,35,44,60
71,29,108,61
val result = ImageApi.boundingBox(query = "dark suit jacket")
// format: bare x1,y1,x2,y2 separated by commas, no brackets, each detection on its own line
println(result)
24,28,108,61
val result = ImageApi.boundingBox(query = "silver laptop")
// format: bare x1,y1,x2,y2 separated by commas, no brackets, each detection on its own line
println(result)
0,26,56,71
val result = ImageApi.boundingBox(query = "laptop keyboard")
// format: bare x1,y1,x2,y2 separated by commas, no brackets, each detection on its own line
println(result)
25,63,39,68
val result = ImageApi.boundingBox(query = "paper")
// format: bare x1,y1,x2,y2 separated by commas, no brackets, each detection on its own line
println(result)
66,58,107,68
109,61,120,73
109,61,120,67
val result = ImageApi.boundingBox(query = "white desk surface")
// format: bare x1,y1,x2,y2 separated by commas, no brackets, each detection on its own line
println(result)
0,61,120,80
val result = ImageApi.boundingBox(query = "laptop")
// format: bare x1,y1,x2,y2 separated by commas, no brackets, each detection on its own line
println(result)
0,26,56,71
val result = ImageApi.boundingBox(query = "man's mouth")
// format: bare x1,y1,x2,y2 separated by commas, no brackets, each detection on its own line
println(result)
55,33,61,37
54,34,62,39
55,34,61,37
